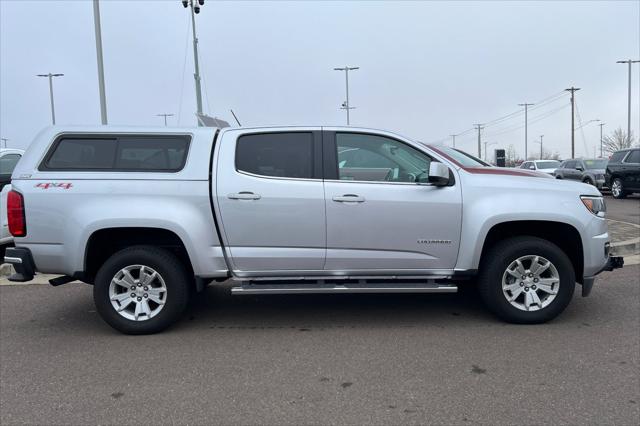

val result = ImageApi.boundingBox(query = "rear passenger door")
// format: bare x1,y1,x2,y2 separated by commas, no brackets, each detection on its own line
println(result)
215,129,326,275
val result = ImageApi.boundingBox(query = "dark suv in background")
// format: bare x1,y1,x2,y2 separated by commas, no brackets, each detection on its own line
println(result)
605,148,640,199
554,158,608,189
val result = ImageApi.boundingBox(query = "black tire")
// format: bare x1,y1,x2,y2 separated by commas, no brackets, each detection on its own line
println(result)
583,177,594,186
478,237,575,324
611,178,627,199
93,246,191,334
555,175,562,179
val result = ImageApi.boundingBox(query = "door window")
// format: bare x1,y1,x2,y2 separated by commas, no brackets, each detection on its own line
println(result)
335,133,431,183
624,150,640,163
564,160,576,169
236,132,314,179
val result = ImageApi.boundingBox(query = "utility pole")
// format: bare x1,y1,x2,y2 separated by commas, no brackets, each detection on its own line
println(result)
616,59,640,140
450,134,456,148
598,122,605,157
538,135,544,159
182,0,206,125
36,73,64,125
474,124,484,158
1,138,8,148
333,66,359,125
156,113,174,126
565,87,580,158
518,102,534,159
93,0,108,124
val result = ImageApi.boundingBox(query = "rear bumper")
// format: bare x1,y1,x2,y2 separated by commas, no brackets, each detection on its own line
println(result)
3,247,35,282
581,255,624,297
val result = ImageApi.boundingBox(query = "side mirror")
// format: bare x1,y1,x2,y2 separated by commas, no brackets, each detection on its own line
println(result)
529,165,535,170
576,166,584,171
427,162,450,186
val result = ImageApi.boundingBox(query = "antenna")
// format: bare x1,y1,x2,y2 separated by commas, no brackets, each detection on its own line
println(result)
230,109,242,126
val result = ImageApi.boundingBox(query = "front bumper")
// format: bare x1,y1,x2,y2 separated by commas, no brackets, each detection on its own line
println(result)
4,247,35,282
582,255,624,297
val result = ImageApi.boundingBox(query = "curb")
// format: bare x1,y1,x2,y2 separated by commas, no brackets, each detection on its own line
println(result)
608,219,640,256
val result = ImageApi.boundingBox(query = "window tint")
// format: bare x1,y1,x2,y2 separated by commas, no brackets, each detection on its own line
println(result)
624,150,640,163
0,154,21,174
336,133,431,183
43,136,189,171
116,138,189,170
236,132,313,179
47,139,116,169
610,151,627,163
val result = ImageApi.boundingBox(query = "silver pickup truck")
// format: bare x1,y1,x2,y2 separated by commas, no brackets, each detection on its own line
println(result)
5,126,623,334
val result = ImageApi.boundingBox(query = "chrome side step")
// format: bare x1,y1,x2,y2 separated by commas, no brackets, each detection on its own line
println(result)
231,281,457,295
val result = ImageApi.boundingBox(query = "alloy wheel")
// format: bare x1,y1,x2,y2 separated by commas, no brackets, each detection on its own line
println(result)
108,265,167,321
501,255,560,311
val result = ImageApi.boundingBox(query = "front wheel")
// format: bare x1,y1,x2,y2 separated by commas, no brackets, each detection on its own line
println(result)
611,178,627,199
93,246,191,334
478,237,575,324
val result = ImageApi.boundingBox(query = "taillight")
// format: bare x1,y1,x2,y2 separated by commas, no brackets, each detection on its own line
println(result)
7,190,26,237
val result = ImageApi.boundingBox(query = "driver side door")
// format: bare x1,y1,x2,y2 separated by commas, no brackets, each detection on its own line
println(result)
323,131,462,273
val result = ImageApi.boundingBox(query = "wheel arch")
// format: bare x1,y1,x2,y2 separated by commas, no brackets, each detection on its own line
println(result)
83,227,194,284
479,220,584,283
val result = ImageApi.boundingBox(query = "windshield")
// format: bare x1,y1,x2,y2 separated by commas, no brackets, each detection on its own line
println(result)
583,159,607,169
429,145,490,167
536,161,560,169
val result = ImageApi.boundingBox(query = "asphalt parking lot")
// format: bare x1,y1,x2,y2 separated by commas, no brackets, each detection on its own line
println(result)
1,197,639,425
1,266,639,425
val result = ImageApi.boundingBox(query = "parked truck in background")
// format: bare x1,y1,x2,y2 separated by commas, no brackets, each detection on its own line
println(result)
4,126,623,334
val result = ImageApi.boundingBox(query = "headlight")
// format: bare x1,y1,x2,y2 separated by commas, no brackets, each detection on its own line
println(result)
581,196,606,218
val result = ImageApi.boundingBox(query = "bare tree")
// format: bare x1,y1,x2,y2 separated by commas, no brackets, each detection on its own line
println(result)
603,127,636,153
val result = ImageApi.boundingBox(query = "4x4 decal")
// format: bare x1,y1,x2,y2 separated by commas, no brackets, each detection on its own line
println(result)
35,182,73,190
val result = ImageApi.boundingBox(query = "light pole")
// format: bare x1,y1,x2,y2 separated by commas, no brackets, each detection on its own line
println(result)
598,122,605,157
333,66,359,125
534,135,544,159
483,141,496,162
93,0,108,124
565,87,580,158
450,134,457,148
36,73,64,125
156,113,174,126
474,124,484,158
183,0,206,125
616,59,640,140
518,102,534,159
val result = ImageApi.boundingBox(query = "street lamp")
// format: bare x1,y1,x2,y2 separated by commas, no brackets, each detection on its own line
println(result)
598,122,605,158
534,135,544,159
36,73,64,125
156,113,174,126
616,59,640,139
181,0,206,125
334,66,359,125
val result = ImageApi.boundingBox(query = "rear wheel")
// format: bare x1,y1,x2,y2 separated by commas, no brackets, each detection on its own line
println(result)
93,246,191,334
478,237,575,323
611,178,627,199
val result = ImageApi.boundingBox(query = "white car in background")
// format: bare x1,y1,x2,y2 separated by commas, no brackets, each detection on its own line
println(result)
1,148,25,250
520,160,562,175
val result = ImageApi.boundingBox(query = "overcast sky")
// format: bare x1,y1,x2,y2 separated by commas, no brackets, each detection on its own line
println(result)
1,0,639,159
